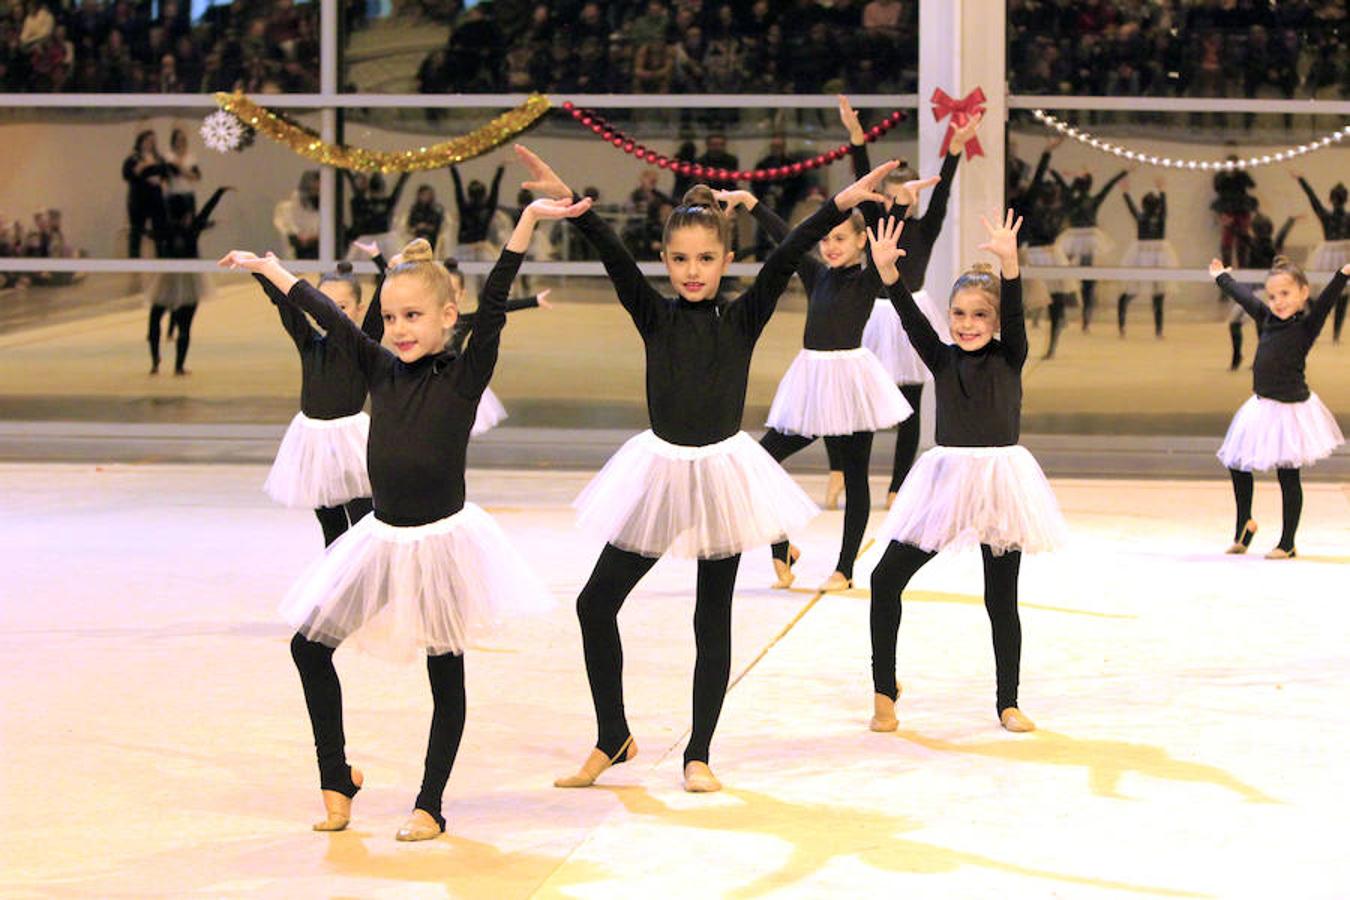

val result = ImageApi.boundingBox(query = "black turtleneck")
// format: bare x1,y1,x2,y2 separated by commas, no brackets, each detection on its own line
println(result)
1216,271,1348,402
852,143,960,292
1298,178,1350,241
570,199,847,446
277,249,520,526
885,274,1026,447
1124,192,1167,240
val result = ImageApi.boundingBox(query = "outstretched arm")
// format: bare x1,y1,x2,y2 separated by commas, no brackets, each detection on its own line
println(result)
1210,258,1269,323
1304,267,1350,341
869,216,945,371
487,165,504,212
1093,170,1128,209
387,173,411,210
727,188,823,292
451,166,466,212
254,272,313,351
1124,192,1141,224
977,209,1027,367
1274,217,1296,252
1296,175,1328,225
191,186,230,234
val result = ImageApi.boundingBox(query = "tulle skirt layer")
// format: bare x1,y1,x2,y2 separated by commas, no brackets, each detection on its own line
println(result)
472,387,507,436
1217,393,1344,471
860,291,950,385
1119,239,1179,294
263,412,371,509
765,348,912,436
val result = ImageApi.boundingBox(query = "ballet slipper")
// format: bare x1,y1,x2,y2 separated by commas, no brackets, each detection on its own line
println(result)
313,767,363,832
870,692,898,732
771,545,801,590
1264,546,1297,560
682,761,722,793
1226,519,1257,554
554,735,638,788
818,571,852,593
1000,708,1036,733
886,491,898,509
824,470,844,510
395,808,443,842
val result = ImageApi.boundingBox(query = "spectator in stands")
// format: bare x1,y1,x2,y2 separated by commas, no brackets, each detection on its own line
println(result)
697,132,738,192
276,170,320,259
407,184,445,250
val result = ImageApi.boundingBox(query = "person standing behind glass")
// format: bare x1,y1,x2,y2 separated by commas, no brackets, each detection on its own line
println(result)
164,126,201,218
122,129,171,258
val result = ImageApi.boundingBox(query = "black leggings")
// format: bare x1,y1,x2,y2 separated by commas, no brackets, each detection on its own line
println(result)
575,543,740,766
314,497,374,547
1078,252,1096,330
290,633,464,831
870,541,1024,713
1045,293,1073,358
1229,467,1302,551
829,384,924,495
1334,290,1347,343
762,428,873,579
147,304,197,372
1117,292,1165,337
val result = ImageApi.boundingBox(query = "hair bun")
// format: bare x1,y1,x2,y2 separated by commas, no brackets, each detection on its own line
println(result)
1271,255,1292,268
442,256,461,272
968,262,996,275
399,237,435,264
335,261,354,274
681,184,718,209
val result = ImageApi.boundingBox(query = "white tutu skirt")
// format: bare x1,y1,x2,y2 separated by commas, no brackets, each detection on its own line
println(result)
264,411,372,509
765,348,912,436
280,503,554,662
150,272,206,309
1056,226,1114,262
1309,239,1350,275
472,387,508,437
861,292,951,385
1217,393,1345,471
574,430,820,560
873,445,1068,556
1023,243,1075,294
1120,239,1179,293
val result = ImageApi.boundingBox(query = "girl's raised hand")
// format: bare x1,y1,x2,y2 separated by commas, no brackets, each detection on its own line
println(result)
713,189,757,218
218,249,271,271
514,144,572,200
1209,258,1232,279
865,215,907,280
835,159,899,211
837,94,865,145
537,288,553,309
976,209,1022,270
949,111,983,155
526,195,593,220
350,239,380,258
891,174,941,208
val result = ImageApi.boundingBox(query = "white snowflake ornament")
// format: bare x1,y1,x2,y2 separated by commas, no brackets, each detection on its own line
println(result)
201,110,245,153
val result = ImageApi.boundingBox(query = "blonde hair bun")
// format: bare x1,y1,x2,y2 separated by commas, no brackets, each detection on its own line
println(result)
968,262,997,275
399,238,435,264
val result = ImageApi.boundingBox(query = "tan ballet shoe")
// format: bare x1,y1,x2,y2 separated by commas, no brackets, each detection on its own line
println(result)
1264,546,1297,560
824,470,844,509
1000,708,1036,733
682,761,722,793
870,692,898,732
554,735,638,788
818,571,852,593
395,808,443,842
313,767,363,832
1226,519,1258,554
771,545,801,590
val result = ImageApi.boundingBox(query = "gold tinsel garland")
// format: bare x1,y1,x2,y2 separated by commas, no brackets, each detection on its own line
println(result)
213,92,551,173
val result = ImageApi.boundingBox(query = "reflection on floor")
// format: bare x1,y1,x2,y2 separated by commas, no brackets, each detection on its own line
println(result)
2,464,1346,897
2,276,1349,435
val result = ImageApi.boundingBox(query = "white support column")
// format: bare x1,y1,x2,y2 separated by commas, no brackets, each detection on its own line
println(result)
917,0,1006,445
318,0,340,263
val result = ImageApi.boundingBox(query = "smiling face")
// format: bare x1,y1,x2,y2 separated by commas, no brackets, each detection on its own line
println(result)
818,219,866,268
662,224,733,302
949,289,998,351
1264,272,1309,320
380,274,458,362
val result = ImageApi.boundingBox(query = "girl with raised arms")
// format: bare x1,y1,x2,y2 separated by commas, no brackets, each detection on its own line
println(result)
511,143,897,793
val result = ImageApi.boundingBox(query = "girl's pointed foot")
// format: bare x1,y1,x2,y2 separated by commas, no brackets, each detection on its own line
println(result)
870,689,899,732
824,470,844,509
313,767,363,832
1000,708,1036,733
771,544,801,590
682,761,721,793
395,808,443,842
819,571,852,593
554,735,638,788
1226,519,1257,554
1264,546,1297,560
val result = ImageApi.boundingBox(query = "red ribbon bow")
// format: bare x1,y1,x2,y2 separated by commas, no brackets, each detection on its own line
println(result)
931,87,986,159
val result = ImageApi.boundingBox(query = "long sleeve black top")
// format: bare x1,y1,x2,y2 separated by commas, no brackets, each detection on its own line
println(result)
256,267,385,421
446,295,540,354
160,187,228,260
1242,217,1296,271
851,144,960,292
453,166,504,245
885,274,1027,447
1021,151,1064,247
122,153,171,203
749,191,881,350
1297,178,1350,241
570,198,847,446
1124,192,1167,240
277,250,517,526
1216,271,1347,403
1057,171,1126,228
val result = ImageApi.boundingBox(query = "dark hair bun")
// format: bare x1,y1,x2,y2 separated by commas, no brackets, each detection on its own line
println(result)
335,261,354,274
682,184,718,209
442,256,461,272
1272,255,1291,268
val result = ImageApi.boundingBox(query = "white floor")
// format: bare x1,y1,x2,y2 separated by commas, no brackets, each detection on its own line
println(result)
1,463,1347,898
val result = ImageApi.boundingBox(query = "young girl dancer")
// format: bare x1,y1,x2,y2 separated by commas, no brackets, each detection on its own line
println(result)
257,254,384,547
147,186,229,375
1210,255,1348,558
849,100,980,508
1116,178,1177,339
866,210,1068,735
1229,213,1297,370
1294,173,1350,343
219,195,582,842
1054,166,1126,332
514,144,896,793
1020,142,1077,360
